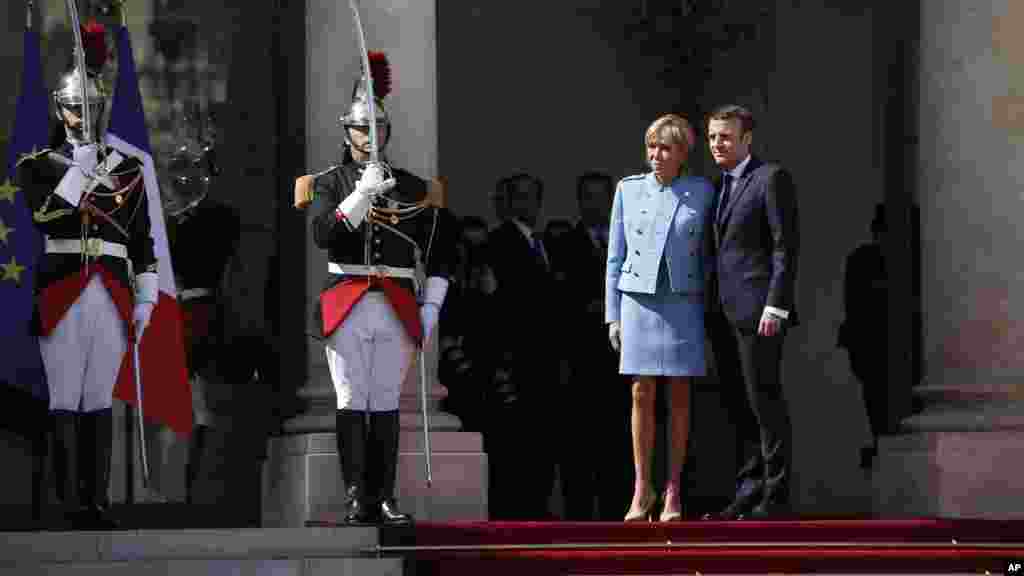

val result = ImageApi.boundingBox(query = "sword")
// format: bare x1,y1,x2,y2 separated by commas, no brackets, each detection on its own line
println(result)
419,347,433,487
64,0,92,145
348,0,379,163
134,336,150,488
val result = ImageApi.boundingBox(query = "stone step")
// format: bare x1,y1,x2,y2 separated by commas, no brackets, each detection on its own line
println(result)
10,557,402,576
1,528,385,561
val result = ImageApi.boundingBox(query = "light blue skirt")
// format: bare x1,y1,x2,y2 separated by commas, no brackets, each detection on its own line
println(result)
619,288,706,377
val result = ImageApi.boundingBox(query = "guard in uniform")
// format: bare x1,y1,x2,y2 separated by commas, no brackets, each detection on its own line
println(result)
16,64,158,528
308,53,455,525
161,130,239,502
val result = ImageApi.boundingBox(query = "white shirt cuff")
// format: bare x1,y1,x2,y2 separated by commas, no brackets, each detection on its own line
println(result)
764,306,789,320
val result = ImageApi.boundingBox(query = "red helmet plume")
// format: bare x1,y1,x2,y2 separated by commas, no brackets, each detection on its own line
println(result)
367,51,392,99
82,18,108,74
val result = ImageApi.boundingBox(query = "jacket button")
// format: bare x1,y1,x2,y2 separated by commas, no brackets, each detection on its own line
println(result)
689,227,695,235
375,238,381,245
374,253,382,259
634,250,640,255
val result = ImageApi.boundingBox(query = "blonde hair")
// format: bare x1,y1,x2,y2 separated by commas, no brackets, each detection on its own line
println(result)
645,114,696,151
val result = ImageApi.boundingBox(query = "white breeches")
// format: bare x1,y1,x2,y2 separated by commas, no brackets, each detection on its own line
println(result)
41,275,127,412
325,292,415,412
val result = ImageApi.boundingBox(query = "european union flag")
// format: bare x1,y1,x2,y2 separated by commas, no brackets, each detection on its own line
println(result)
1,26,49,401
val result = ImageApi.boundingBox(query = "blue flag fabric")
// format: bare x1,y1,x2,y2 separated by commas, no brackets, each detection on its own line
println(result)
1,29,49,401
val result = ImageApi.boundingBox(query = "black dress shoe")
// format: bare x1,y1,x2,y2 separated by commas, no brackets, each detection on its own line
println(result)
344,485,372,524
72,505,118,531
707,477,763,520
377,498,413,525
748,499,791,520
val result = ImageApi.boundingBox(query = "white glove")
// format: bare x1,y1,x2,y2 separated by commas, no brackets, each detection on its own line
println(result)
134,302,154,343
608,321,621,352
336,163,395,228
420,303,440,342
355,162,396,196
134,272,159,343
73,143,100,174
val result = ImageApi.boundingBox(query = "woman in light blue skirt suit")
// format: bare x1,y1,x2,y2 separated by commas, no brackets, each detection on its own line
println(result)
605,114,714,522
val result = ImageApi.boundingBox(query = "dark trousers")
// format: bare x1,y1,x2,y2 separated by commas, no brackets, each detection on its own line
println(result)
557,348,632,521
485,398,556,521
711,312,791,502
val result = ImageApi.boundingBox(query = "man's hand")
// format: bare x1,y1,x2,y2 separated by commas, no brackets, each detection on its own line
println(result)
758,308,782,337
608,321,621,352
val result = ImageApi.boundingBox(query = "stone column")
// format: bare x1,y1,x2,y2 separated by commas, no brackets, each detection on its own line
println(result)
873,0,1024,518
262,0,486,527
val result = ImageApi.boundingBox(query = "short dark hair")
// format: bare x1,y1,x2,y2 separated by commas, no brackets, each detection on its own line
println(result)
506,173,544,202
576,171,614,205
706,104,756,134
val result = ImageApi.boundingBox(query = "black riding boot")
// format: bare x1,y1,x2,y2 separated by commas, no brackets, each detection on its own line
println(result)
186,424,208,504
336,409,371,524
368,410,412,525
78,409,117,530
51,411,79,529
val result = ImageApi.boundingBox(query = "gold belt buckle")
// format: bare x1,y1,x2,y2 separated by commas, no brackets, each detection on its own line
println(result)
85,238,102,258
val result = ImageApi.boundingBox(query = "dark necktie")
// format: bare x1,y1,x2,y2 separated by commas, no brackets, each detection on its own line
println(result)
718,173,734,223
529,234,549,270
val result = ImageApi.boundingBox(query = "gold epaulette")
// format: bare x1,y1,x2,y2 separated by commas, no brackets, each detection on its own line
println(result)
294,174,315,210
15,147,54,168
426,177,447,208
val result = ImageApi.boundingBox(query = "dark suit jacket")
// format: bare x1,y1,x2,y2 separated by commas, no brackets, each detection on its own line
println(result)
485,220,556,401
712,155,800,332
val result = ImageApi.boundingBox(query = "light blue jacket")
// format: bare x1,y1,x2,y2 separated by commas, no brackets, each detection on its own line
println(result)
605,172,714,324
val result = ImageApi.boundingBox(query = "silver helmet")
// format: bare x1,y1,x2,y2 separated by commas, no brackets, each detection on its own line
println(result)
159,103,219,219
53,68,107,144
339,51,393,155
339,81,392,154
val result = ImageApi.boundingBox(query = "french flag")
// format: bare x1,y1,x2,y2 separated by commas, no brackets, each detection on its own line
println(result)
107,25,192,436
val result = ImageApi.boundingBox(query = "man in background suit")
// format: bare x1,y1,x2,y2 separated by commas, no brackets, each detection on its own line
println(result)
485,173,557,519
706,105,800,519
553,171,631,520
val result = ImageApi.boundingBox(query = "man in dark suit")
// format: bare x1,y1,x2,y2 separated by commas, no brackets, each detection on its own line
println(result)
484,173,557,520
552,171,632,520
705,105,800,519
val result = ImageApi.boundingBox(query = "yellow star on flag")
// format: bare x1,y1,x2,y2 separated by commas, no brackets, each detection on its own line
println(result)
0,178,20,205
0,217,13,245
1,255,26,285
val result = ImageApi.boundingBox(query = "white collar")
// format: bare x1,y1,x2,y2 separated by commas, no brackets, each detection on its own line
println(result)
511,218,536,242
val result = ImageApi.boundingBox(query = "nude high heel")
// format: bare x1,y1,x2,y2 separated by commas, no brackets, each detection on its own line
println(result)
624,486,656,522
659,482,683,522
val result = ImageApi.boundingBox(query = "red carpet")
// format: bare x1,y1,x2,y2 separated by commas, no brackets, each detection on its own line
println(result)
352,519,1024,574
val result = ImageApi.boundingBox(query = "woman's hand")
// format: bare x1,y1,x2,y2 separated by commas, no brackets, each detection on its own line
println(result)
608,321,621,352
